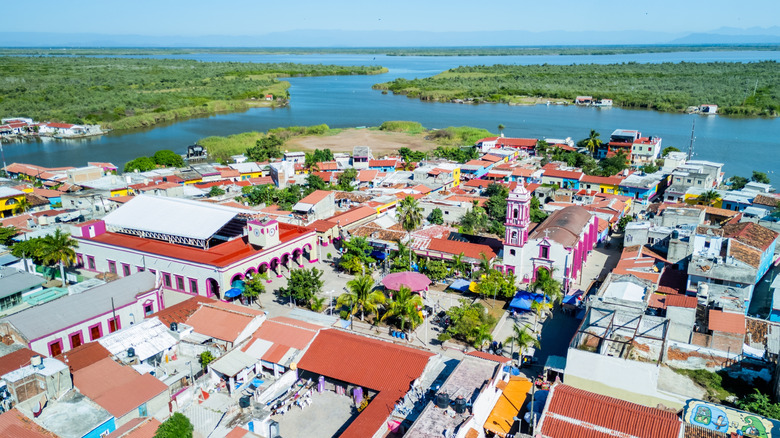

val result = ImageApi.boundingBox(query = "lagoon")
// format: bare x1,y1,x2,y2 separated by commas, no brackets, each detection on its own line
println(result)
2,51,779,177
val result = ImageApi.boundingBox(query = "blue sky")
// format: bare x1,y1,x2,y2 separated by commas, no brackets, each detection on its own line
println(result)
5,0,779,35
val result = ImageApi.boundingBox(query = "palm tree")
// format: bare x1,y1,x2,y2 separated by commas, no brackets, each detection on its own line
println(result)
584,129,602,157
449,252,467,278
397,196,423,234
498,124,505,136
13,196,31,215
381,285,423,333
478,252,493,274
337,274,386,322
40,228,78,285
528,268,563,305
505,323,540,359
530,299,553,331
310,296,327,312
698,190,721,206
473,323,493,349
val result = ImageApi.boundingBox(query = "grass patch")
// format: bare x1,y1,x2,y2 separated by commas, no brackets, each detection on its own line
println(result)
200,131,265,162
379,121,424,134
674,369,733,402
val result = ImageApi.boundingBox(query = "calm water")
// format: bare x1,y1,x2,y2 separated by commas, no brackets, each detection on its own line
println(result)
2,51,779,177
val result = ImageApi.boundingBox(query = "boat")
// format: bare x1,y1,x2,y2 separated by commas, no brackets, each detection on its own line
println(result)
593,99,613,108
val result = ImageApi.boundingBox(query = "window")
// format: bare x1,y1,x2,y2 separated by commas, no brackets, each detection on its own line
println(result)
87,256,96,270
511,230,517,244
687,179,692,184
76,254,84,267
176,276,185,291
513,208,518,219
122,264,131,277
108,316,121,333
163,273,172,288
89,323,102,341
149,269,156,274
69,331,83,349
144,303,154,316
509,249,516,256
540,246,550,259
138,403,148,417
48,339,63,357
704,241,711,249
108,261,117,275
137,266,145,272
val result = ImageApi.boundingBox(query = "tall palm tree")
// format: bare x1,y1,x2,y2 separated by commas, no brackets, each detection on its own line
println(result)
478,252,493,274
41,228,78,285
698,190,721,206
381,285,423,332
528,268,563,305
397,196,423,234
473,323,493,349
338,274,385,322
505,323,540,359
530,299,553,331
449,252,467,278
584,129,602,157
13,196,31,215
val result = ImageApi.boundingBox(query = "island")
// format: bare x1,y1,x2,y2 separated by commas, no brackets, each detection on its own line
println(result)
373,61,779,117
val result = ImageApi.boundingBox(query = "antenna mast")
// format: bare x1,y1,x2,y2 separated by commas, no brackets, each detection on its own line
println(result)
687,118,696,161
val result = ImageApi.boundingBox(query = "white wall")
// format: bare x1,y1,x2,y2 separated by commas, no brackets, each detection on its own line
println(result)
565,348,660,396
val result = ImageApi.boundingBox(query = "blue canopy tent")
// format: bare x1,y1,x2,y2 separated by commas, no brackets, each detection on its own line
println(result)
509,291,547,312
370,250,387,261
224,279,245,299
448,279,471,292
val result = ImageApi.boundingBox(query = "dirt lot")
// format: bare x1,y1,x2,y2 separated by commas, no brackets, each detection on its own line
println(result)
285,128,439,155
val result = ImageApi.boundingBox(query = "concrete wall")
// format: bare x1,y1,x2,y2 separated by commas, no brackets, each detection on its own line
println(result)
114,389,169,427
666,306,695,343
419,201,472,224
665,339,739,371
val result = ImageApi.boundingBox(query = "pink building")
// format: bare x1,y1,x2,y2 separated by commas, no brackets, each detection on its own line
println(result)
503,183,598,291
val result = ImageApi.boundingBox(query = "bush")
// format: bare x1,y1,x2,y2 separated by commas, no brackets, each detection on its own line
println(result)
379,121,424,133
437,332,451,342
154,413,194,438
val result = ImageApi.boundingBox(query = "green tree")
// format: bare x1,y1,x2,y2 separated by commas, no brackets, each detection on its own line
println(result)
246,134,284,162
154,412,194,438
528,268,563,305
449,252,468,278
124,156,156,173
310,296,327,312
279,267,324,306
12,196,31,215
752,171,771,184
729,175,749,190
641,163,659,174
241,274,266,305
697,189,721,206
530,299,553,330
662,146,680,157
597,150,629,176
461,202,489,234
423,259,450,281
40,229,78,284
152,149,185,167
445,299,497,347
530,196,548,223
473,323,493,349
0,226,19,246
736,390,780,420
208,186,225,197
505,323,540,359
397,196,423,234
306,174,327,191
337,274,385,322
582,129,602,156
536,140,549,159
428,208,444,225
398,147,426,164
497,124,505,135
337,168,358,191
199,351,214,369
339,236,375,274
381,285,423,332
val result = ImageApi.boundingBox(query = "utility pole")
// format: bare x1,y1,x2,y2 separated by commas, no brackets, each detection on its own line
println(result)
687,118,696,161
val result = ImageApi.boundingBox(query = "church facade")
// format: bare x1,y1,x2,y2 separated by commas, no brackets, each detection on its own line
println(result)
503,183,599,292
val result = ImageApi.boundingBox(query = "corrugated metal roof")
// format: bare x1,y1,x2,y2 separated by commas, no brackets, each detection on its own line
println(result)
103,195,248,241
3,272,155,341
98,317,178,362
210,349,257,377
539,384,682,438
0,267,45,298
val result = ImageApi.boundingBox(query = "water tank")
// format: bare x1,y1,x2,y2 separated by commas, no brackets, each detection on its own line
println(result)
239,396,251,408
671,230,679,240
127,347,135,358
698,283,710,299
30,355,42,369
453,396,467,414
435,393,450,409
170,322,178,332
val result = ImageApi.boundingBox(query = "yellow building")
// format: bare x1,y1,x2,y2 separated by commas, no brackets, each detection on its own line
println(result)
0,188,26,218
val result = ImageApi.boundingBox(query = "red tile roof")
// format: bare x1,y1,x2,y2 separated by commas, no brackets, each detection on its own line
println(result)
466,351,511,363
297,329,433,438
478,137,537,148
251,318,320,350
464,179,491,188
464,160,492,167
260,344,290,363
298,190,333,205
0,348,37,378
425,237,497,260
581,174,624,186
369,159,400,168
247,176,274,185
0,408,58,438
74,358,167,419
539,384,683,438
45,122,75,129
326,206,377,226
55,342,112,373
315,161,339,171
106,417,161,438
722,221,778,251
357,170,379,182
147,296,214,327
482,154,503,163
666,294,698,309
543,169,584,180
708,310,746,335
75,223,312,268
186,305,258,342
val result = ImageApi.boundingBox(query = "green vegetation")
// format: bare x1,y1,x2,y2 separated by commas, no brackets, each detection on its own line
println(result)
375,61,780,116
428,208,444,225
381,285,423,332
199,351,215,369
200,124,336,162
505,323,540,358
240,184,309,211
0,226,20,246
0,56,386,129
241,274,266,305
397,196,424,234
246,134,284,162
11,229,78,282
339,237,376,274
429,126,495,147
737,390,780,420
674,369,733,402
337,168,358,191
123,149,184,172
380,121,425,134
445,299,498,348
155,412,194,438
338,274,385,322
662,146,681,157
728,170,772,190
279,267,324,308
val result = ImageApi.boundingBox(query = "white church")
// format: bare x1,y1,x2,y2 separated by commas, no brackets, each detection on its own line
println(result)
502,182,599,292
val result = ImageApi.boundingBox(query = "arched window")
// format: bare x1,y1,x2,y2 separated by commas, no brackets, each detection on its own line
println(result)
511,230,517,243
513,208,518,219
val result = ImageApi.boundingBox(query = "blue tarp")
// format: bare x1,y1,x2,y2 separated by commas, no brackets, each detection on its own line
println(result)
370,250,387,261
224,287,243,298
449,279,471,292
509,291,546,311
562,290,584,306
